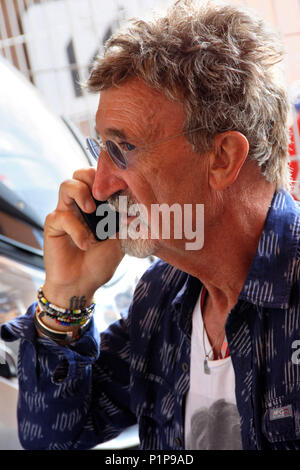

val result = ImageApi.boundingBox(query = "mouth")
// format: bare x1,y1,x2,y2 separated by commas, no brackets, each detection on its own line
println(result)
108,195,149,229
120,213,138,225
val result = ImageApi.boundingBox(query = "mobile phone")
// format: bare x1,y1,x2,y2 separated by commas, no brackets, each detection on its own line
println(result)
75,196,120,242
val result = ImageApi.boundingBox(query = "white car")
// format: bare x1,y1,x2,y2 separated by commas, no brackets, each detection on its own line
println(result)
0,56,151,450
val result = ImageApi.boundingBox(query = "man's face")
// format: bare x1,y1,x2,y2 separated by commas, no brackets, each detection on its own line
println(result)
92,78,207,258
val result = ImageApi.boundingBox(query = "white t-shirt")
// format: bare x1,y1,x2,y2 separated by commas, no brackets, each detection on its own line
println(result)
184,291,243,450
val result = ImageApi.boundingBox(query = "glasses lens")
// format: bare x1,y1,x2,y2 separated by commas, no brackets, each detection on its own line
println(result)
86,137,100,161
106,140,128,170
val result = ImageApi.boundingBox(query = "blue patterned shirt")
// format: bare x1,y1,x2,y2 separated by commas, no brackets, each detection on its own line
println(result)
2,189,300,450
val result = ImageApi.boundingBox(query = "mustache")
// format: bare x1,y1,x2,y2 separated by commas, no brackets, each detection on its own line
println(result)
107,191,136,212
108,191,148,225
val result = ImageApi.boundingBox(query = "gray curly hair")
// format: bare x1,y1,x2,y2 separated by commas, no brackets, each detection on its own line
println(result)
87,0,291,189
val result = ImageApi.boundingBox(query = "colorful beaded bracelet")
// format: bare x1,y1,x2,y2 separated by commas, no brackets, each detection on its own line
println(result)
36,287,95,327
37,287,96,315
37,299,94,322
34,307,92,344
36,304,92,327
37,303,93,322
36,309,92,326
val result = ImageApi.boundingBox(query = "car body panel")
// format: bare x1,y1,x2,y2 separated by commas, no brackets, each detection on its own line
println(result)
0,56,146,449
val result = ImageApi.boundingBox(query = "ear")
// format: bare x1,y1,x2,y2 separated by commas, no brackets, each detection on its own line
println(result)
208,131,249,190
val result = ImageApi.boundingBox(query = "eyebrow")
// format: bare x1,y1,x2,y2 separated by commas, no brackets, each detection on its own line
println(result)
94,125,129,141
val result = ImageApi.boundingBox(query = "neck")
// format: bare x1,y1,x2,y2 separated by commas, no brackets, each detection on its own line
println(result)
158,179,276,317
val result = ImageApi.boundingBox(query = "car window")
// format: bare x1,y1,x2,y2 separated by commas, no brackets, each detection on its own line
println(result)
0,58,91,229
0,211,43,251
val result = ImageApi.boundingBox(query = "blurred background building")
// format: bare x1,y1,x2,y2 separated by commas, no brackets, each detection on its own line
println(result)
0,0,172,137
0,0,300,190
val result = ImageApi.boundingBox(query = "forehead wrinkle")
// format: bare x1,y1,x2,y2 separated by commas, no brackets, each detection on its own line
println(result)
97,80,184,145
99,98,163,145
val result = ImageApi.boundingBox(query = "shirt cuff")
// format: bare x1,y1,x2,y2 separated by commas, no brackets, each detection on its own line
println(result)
0,302,100,381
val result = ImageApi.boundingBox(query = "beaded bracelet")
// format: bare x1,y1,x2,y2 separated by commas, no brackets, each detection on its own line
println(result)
34,307,92,344
37,287,96,326
37,301,93,323
37,287,96,314
36,304,93,326
36,304,92,327
37,299,94,322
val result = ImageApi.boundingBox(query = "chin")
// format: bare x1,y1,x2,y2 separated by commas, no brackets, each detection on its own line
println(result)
120,238,159,258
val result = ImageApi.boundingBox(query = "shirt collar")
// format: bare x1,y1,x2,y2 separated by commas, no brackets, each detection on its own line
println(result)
171,274,201,338
239,189,300,309
170,188,300,336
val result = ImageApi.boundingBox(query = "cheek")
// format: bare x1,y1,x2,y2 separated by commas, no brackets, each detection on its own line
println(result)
127,147,198,206
146,159,186,203
125,171,159,207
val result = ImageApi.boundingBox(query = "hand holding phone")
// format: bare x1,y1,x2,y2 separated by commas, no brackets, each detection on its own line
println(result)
43,171,125,312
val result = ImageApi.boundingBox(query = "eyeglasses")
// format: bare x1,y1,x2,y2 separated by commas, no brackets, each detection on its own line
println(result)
86,126,205,170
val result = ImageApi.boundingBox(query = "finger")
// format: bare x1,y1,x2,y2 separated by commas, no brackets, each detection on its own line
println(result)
45,210,92,251
56,178,96,213
72,167,96,187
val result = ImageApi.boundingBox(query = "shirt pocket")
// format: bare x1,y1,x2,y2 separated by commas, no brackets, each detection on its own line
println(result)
262,400,300,444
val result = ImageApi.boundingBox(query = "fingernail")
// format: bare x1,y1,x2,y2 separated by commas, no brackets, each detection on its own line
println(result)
86,200,95,212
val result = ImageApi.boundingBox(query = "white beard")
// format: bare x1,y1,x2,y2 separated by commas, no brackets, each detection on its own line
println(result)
108,193,160,258
120,236,159,258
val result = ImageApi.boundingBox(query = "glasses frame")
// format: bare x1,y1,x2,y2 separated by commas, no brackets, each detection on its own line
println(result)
86,126,205,170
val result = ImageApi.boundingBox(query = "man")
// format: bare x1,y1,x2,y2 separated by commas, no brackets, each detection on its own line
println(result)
1,0,299,450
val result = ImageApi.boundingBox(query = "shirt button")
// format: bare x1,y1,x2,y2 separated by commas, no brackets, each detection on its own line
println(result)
174,437,182,447
182,362,189,372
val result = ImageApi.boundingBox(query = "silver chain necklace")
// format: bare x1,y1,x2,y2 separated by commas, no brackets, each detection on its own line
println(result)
200,287,226,374
202,321,225,375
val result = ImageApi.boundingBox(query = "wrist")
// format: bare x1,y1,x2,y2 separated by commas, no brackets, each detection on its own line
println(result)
37,309,80,334
36,285,95,337
43,281,95,311
34,307,90,344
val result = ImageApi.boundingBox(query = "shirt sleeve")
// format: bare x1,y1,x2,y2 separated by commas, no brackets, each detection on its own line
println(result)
0,302,137,450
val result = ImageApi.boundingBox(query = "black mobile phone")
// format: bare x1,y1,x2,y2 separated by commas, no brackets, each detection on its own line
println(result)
75,196,120,242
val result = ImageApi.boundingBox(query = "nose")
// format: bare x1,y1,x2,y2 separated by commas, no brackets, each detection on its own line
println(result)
92,150,128,201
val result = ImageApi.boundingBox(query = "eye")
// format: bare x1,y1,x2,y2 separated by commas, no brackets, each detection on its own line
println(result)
120,142,136,152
